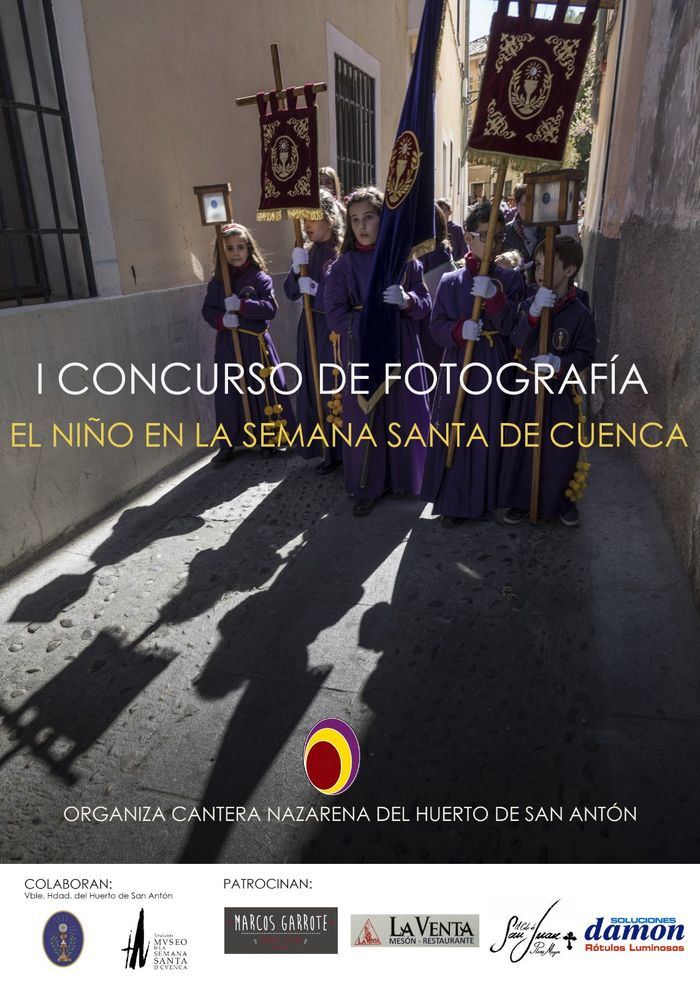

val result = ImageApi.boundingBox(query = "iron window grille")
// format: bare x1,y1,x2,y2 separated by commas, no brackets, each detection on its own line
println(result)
334,54,376,195
0,0,95,307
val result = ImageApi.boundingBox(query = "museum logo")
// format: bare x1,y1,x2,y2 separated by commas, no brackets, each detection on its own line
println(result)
224,908,338,954
122,908,150,969
303,718,360,795
43,910,84,966
351,914,479,948
490,900,577,962
584,916,685,952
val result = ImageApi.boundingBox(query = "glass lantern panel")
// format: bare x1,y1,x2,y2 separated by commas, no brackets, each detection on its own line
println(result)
202,193,228,224
532,181,560,224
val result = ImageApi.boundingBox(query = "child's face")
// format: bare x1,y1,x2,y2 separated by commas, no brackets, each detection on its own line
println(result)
303,217,332,243
224,233,249,268
319,172,336,195
349,202,380,246
467,221,506,261
534,253,576,295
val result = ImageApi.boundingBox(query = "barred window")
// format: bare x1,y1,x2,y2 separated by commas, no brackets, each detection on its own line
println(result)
0,0,95,307
334,54,376,195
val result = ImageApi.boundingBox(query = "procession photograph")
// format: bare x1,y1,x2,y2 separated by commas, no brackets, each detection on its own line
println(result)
0,0,698,867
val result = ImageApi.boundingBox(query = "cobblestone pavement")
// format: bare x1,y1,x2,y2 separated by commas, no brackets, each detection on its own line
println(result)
1,447,699,864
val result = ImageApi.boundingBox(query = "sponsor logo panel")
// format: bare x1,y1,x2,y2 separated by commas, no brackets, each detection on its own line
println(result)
351,914,479,948
224,907,338,954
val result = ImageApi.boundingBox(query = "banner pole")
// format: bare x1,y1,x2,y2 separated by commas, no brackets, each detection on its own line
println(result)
445,158,508,469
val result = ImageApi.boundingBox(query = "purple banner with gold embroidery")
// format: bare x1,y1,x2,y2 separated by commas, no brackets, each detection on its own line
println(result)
468,0,599,168
256,84,322,221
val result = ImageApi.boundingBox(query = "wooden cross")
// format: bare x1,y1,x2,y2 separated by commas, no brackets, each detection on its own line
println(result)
235,45,329,448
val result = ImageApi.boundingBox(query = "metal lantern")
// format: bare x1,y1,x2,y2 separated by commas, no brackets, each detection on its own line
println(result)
192,183,233,226
522,169,583,227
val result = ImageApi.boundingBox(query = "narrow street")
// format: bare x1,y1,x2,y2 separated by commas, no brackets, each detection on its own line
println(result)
1,444,698,864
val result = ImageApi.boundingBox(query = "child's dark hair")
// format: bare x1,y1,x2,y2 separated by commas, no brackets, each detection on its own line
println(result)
340,186,383,253
513,182,527,203
436,197,452,214
434,202,450,251
212,223,267,280
534,235,583,282
465,202,505,232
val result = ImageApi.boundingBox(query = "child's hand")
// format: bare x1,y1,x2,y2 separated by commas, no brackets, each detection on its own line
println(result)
471,275,497,299
461,318,483,341
292,247,308,274
532,353,561,373
222,313,239,329
224,294,241,313
383,284,411,309
299,277,318,296
530,287,556,317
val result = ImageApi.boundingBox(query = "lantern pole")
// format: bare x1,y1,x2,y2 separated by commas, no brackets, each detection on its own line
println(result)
529,222,556,523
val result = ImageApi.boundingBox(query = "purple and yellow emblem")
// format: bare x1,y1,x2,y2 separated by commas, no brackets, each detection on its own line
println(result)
385,130,421,209
304,718,361,795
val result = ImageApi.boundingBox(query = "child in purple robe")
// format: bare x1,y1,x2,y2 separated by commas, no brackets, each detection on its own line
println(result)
500,236,597,527
325,186,432,516
283,189,345,473
421,202,525,524
201,223,295,466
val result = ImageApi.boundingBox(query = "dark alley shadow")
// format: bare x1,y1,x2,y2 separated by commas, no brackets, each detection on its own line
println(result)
0,629,177,785
8,451,280,624
178,496,419,862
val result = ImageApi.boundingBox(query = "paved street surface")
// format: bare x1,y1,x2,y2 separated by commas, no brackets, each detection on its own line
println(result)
1,446,699,864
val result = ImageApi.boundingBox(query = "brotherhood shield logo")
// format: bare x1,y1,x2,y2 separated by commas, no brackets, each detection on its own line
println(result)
43,911,84,966
385,130,421,209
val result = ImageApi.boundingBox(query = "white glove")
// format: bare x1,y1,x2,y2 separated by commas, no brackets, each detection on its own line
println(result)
383,284,411,308
292,247,308,274
471,275,497,299
530,287,556,318
222,312,239,329
461,318,483,341
299,276,318,296
224,294,241,312
532,353,561,372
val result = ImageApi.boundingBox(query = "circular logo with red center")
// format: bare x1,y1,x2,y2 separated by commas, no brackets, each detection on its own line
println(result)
304,718,360,795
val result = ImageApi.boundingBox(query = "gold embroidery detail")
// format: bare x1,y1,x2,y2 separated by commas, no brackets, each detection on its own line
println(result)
271,135,299,181
264,177,280,199
290,116,311,145
262,120,280,151
483,99,516,139
525,105,565,144
508,57,553,120
494,32,535,73
290,167,312,198
545,36,581,80
385,130,421,209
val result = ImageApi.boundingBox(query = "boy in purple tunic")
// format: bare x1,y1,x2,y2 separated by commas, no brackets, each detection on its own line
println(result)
201,223,295,466
325,187,432,516
421,203,525,524
283,189,345,473
500,236,597,527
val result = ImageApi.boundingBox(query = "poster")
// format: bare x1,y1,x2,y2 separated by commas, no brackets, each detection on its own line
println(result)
1,0,699,976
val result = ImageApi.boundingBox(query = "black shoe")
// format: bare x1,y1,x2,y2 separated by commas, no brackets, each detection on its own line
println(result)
560,505,580,527
353,497,377,516
316,458,341,475
440,515,467,527
503,507,529,525
210,447,234,468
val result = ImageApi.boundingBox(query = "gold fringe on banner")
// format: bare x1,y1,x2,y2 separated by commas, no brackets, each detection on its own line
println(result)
256,207,324,222
408,236,436,261
467,147,563,171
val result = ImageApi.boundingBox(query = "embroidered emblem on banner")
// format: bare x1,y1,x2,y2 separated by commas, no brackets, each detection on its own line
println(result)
271,136,299,181
545,35,581,80
526,105,565,144
553,327,569,351
508,57,553,120
385,130,421,210
495,31,535,73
